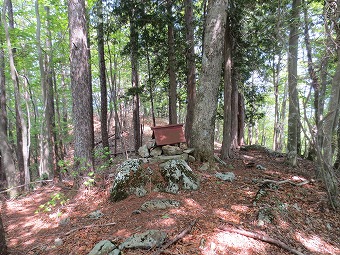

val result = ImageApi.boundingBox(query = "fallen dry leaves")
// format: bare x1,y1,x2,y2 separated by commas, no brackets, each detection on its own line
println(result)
2,146,340,255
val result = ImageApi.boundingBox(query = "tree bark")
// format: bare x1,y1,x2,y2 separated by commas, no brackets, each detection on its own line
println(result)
167,0,177,125
130,6,141,153
97,0,110,159
191,0,228,162
287,0,301,167
68,0,94,181
221,15,232,159
184,0,196,145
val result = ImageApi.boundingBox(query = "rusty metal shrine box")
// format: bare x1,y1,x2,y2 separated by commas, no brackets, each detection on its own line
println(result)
151,124,186,146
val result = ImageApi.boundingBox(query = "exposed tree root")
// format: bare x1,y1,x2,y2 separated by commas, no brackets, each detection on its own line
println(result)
152,219,197,255
218,225,306,255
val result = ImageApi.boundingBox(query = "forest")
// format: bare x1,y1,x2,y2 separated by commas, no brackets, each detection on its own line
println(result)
0,0,340,254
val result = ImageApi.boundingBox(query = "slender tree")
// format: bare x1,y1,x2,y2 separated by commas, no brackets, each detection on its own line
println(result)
97,0,110,159
191,0,228,162
167,0,177,125
287,0,301,167
184,0,196,144
68,0,94,184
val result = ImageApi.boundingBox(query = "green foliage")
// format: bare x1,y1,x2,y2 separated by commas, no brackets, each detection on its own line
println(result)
35,192,68,213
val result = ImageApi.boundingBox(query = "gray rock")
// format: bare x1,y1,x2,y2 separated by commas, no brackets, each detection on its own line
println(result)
135,186,147,197
188,155,196,162
138,144,150,158
150,146,162,157
119,230,167,250
148,154,188,163
108,249,121,255
256,164,266,170
215,172,235,182
58,217,70,226
54,238,63,247
146,139,156,149
88,240,116,255
162,145,183,156
160,159,199,193
199,163,210,171
183,148,195,154
110,159,143,202
140,199,180,211
88,210,104,219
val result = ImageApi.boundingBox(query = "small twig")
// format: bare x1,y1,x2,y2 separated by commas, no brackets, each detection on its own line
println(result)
152,219,197,255
63,222,116,237
218,225,306,255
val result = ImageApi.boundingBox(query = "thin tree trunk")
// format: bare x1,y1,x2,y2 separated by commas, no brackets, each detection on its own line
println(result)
184,0,196,144
287,0,301,167
97,0,110,158
167,0,177,125
3,0,30,190
221,15,232,159
130,7,141,153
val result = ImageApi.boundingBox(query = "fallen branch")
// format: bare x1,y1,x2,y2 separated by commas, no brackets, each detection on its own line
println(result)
214,154,227,166
64,222,116,237
152,219,197,255
218,225,306,255
0,180,54,194
260,179,310,186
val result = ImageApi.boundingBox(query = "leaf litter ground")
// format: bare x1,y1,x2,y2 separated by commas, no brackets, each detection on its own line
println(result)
1,121,340,255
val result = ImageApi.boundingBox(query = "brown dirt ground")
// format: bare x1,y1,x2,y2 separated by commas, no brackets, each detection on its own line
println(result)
1,119,340,255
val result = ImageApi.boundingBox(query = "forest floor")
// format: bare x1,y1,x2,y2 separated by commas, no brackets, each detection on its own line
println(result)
1,118,340,255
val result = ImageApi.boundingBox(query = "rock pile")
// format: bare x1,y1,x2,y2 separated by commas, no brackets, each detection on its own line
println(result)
137,140,196,163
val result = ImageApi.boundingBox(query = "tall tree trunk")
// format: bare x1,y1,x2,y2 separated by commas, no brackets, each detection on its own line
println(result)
318,0,340,209
221,15,232,159
97,0,110,158
167,0,177,125
0,15,7,184
36,0,52,179
130,7,141,153
184,0,196,145
3,0,30,190
287,0,301,167
230,74,239,148
238,92,245,146
45,6,57,178
68,0,94,183
191,0,228,162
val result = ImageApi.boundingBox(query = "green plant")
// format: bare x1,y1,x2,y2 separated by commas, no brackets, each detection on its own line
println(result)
35,192,69,213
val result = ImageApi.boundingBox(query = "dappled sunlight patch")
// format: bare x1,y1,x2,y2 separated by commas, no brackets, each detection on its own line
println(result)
214,208,240,223
295,232,340,254
231,204,250,213
115,228,132,238
146,215,176,229
200,230,267,255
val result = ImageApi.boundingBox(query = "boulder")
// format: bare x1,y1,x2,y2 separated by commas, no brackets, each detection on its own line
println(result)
88,240,117,255
138,144,150,158
110,159,143,202
162,145,183,156
150,146,162,157
160,159,199,194
215,172,235,182
119,230,167,250
110,158,200,201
